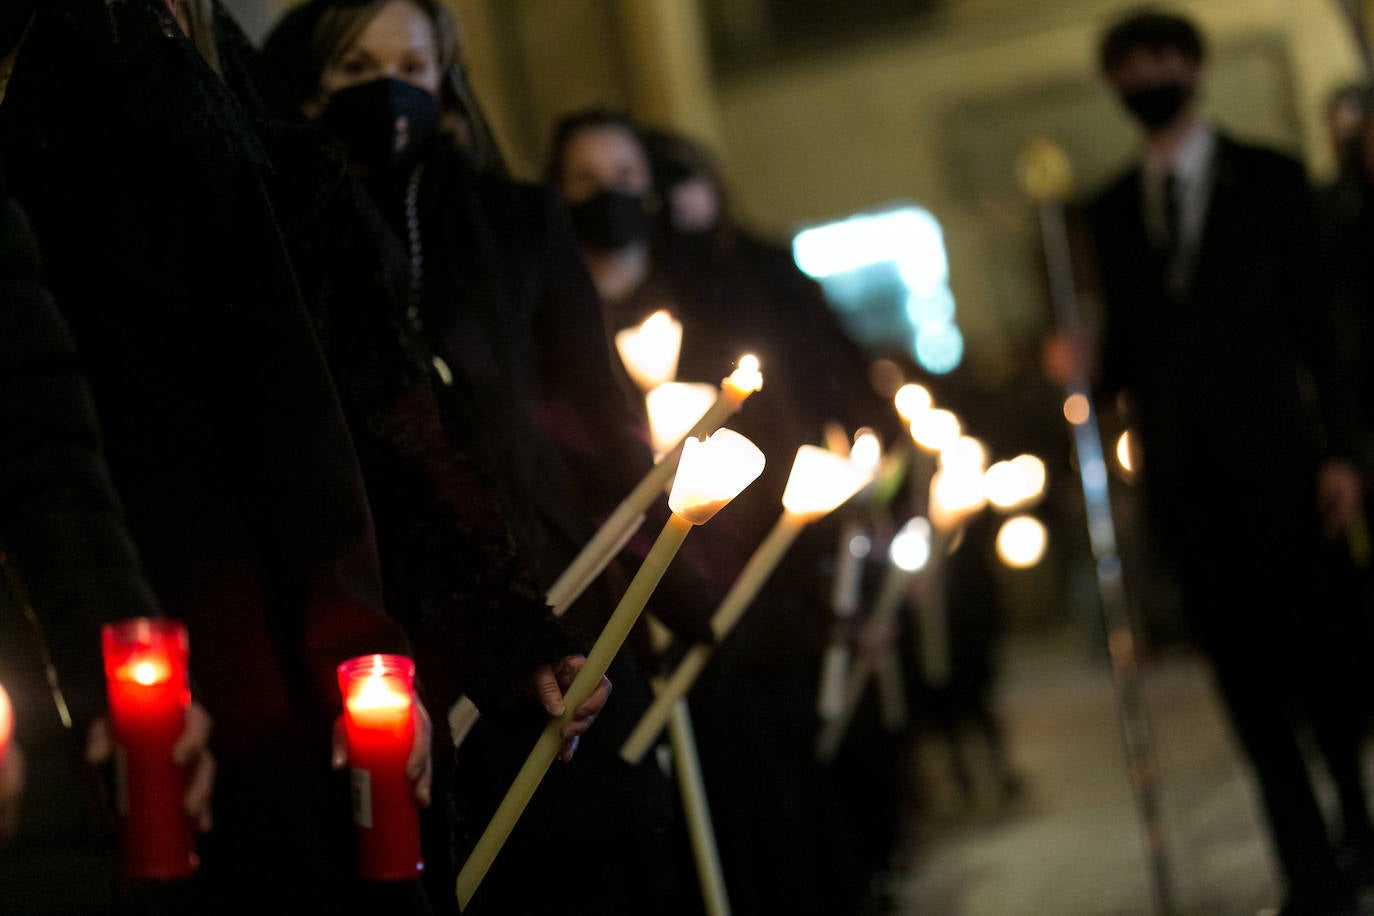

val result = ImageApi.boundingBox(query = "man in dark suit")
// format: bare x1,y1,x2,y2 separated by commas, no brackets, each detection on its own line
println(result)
1089,11,1371,915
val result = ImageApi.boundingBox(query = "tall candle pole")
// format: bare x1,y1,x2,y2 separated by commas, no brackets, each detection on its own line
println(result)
818,518,866,721
448,358,765,749
667,700,731,916
643,617,732,916
101,617,196,880
819,432,882,720
817,518,931,762
621,445,872,766
1022,136,1173,914
456,430,765,910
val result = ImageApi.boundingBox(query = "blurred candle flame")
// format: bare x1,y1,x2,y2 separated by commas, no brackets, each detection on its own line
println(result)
614,310,682,393
1063,393,1090,426
910,408,961,453
894,383,932,421
850,429,882,476
645,382,718,458
1116,430,1136,475
724,354,764,399
985,454,1048,510
781,445,873,521
890,517,933,572
996,515,1048,568
939,435,986,473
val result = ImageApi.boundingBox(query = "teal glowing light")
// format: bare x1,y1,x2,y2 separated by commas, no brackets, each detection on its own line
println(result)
792,204,962,373
914,319,963,375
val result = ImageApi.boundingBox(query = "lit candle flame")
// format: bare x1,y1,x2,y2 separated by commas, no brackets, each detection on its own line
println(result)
781,445,873,520
723,354,763,399
1116,430,1135,474
350,674,411,712
890,517,933,572
984,460,1027,509
929,465,988,532
850,430,881,476
939,435,986,473
984,453,1049,511
614,310,683,393
893,383,932,421
996,515,1048,568
669,429,765,525
1011,454,1047,502
645,382,718,459
909,408,960,453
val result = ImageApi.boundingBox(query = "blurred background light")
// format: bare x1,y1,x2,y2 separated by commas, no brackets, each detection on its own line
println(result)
996,515,1048,569
890,517,933,573
793,205,962,374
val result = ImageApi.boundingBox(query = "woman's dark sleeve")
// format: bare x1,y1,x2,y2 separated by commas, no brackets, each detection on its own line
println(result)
193,171,411,709
0,186,160,727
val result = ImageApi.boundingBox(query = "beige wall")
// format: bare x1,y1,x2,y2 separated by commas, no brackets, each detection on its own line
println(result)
224,0,1367,372
708,0,1363,373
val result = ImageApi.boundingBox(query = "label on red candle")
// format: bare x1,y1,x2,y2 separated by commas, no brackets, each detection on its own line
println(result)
351,768,372,829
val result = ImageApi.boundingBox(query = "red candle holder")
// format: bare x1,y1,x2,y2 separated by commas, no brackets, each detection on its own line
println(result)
0,681,13,767
337,654,423,880
101,617,196,880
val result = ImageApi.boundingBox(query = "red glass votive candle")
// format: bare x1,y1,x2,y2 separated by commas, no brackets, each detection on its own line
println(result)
101,617,196,880
337,654,423,880
0,681,13,767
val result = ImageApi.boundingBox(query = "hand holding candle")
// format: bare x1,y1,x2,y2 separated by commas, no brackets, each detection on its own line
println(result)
528,656,613,762
100,617,198,880
449,358,765,754
456,429,764,910
621,444,873,765
336,654,427,881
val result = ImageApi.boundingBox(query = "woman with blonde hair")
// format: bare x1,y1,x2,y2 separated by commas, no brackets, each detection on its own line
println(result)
262,2,710,911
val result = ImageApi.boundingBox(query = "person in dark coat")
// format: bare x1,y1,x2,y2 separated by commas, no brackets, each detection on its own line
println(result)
550,112,896,913
261,3,712,912
0,2,432,911
165,5,616,910
1088,11,1371,914
0,160,216,912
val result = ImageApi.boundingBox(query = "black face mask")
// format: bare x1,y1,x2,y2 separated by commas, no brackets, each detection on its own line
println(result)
566,189,651,251
321,78,439,174
1120,82,1192,130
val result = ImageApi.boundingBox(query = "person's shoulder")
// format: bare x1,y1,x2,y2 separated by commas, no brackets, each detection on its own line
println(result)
1088,166,1141,220
1215,133,1306,184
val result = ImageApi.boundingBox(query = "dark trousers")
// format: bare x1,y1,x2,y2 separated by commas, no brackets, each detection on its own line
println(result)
1182,534,1371,897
